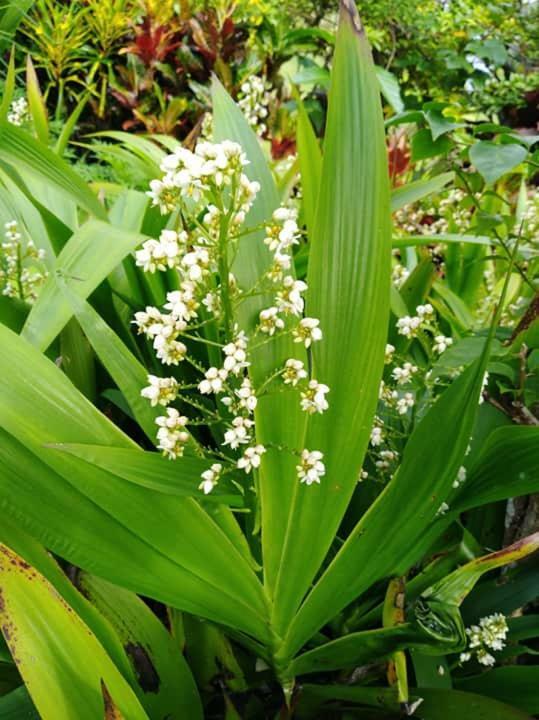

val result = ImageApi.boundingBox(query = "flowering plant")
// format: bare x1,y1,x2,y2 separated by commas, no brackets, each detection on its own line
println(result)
0,2,538,718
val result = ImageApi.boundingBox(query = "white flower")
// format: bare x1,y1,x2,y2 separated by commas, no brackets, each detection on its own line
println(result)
282,358,308,386
396,392,415,414
141,375,179,407
155,409,189,459
293,317,322,347
181,247,210,283
7,97,28,126
479,371,489,404
199,367,228,394
452,465,467,488
459,652,471,663
416,303,434,318
235,376,257,412
259,307,285,335
135,230,185,273
202,291,220,316
237,444,266,473
147,176,179,213
436,502,450,516
164,283,200,323
223,331,249,375
277,276,307,316
199,463,222,494
479,613,508,651
433,335,453,354
385,343,395,364
153,334,187,366
297,449,325,485
223,416,254,449
370,426,384,446
300,380,329,415
396,315,423,338
476,649,496,667
392,362,418,385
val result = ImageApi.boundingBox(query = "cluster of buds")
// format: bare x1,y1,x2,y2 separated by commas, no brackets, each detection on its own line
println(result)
7,97,29,126
135,140,328,493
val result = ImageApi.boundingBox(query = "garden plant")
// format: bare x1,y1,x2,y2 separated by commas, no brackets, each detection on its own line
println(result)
0,0,538,718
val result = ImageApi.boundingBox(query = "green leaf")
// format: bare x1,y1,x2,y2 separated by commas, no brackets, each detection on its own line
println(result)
411,128,453,161
390,172,454,211
54,94,89,157
470,141,528,185
272,0,392,643
78,573,203,720
0,121,105,218
0,544,149,720
0,48,16,121
297,684,531,719
212,76,307,594
0,324,269,641
63,291,159,442
375,66,404,113
0,686,39,718
22,219,147,350
25,55,48,145
281,350,491,660
53,444,242,504
392,233,493,249
454,426,539,512
456,668,539,715
424,108,466,141
295,94,322,236
0,2,35,52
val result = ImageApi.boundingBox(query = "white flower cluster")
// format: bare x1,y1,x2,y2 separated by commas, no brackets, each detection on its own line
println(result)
237,75,276,136
136,139,328,493
396,304,434,338
0,220,47,302
460,613,508,666
7,97,29,126
392,362,418,385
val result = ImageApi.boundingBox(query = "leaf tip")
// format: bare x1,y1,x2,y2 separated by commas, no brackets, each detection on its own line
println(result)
339,0,364,35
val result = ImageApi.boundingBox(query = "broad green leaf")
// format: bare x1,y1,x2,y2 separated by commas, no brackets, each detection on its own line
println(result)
78,573,203,720
212,76,307,594
25,55,48,145
424,108,466,140
411,128,452,161
390,172,454,211
295,94,322,236
456,667,539,715
375,66,404,113
22,219,147,350
0,48,15,121
470,141,527,185
0,122,105,218
282,350,491,660
91,131,166,171
0,544,149,720
54,444,242,504
454,426,539,512
297,684,531,720
0,2,35,52
64,291,159,442
59,317,96,400
272,0,392,639
0,325,269,641
54,94,89,157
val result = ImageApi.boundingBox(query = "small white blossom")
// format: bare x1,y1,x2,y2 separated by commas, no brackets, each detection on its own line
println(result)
396,315,423,338
199,367,228,394
452,465,467,489
297,449,325,485
259,307,285,335
164,283,200,323
433,335,453,354
293,317,322,347
141,375,179,407
276,276,307,316
385,343,395,364
370,426,384,446
235,376,257,412
135,230,186,273
477,649,496,667
282,358,308,386
155,409,189,459
199,463,222,494
223,416,254,449
392,362,418,385
416,303,434,318
396,392,415,415
300,380,330,415
237,444,266,473
436,502,450,516
223,331,249,375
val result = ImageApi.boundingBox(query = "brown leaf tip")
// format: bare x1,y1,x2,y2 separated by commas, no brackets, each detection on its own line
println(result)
340,0,364,35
